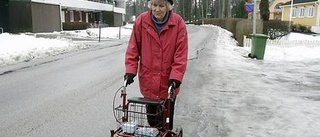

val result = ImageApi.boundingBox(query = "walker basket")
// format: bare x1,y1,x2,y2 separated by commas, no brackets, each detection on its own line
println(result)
114,97,165,135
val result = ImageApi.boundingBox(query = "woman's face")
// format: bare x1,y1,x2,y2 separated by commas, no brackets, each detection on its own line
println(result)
151,1,168,22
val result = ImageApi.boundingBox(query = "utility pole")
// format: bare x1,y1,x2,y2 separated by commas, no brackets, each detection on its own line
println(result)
288,0,293,32
202,0,204,24
222,0,225,18
317,0,320,26
206,0,208,18
253,0,257,34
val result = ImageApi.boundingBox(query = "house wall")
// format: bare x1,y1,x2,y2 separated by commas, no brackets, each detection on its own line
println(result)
317,0,320,25
282,4,290,20
75,11,80,22
64,11,84,23
87,12,95,23
282,2,319,26
292,16,316,26
74,11,89,23
64,11,70,22
273,12,282,20
31,2,61,32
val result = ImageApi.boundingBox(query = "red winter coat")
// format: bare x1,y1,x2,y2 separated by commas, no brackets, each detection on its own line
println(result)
125,11,188,99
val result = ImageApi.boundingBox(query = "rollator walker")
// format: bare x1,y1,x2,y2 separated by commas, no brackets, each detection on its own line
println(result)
110,80,183,137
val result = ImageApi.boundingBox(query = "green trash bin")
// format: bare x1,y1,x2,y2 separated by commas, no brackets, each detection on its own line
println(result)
249,34,268,60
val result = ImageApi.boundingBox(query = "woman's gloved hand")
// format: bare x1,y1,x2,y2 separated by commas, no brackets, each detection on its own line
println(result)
124,73,136,86
168,79,181,90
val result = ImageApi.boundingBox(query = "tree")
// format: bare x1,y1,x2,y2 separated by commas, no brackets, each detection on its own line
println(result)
234,0,248,18
213,0,232,18
126,0,239,22
177,0,193,22
259,0,270,21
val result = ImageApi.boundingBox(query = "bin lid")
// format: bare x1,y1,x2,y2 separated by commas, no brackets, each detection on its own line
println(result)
250,33,269,38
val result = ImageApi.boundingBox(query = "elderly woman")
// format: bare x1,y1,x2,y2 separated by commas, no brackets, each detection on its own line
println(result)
124,0,188,130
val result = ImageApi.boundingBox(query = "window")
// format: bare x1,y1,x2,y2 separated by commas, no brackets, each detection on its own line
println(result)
70,11,74,22
298,7,305,17
61,11,65,23
275,4,282,12
86,13,89,23
306,6,315,17
292,8,297,18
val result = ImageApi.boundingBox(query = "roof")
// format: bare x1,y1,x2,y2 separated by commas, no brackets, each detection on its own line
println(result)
283,0,318,5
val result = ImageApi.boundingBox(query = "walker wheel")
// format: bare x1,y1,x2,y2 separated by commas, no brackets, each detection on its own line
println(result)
175,126,183,137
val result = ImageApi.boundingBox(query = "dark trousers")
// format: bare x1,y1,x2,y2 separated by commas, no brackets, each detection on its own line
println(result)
146,98,176,130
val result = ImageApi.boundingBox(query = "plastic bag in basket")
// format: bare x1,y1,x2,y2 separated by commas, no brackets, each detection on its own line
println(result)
121,122,137,134
135,127,159,137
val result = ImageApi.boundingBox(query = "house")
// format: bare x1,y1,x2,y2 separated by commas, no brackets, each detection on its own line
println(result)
246,0,286,20
281,0,320,26
269,0,291,20
0,0,125,33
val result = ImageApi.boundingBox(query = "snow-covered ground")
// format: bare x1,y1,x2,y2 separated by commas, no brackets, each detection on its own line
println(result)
311,26,320,33
0,24,133,67
175,26,320,137
244,32,320,62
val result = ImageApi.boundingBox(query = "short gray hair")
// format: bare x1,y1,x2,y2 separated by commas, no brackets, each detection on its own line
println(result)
148,0,173,11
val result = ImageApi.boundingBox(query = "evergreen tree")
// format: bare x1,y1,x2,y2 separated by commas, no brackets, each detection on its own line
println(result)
259,0,270,21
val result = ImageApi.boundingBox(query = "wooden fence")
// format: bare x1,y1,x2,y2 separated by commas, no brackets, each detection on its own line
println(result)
243,35,320,48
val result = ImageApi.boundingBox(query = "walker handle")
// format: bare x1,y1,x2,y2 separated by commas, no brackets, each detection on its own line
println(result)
123,79,127,87
167,84,174,99
122,79,127,94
